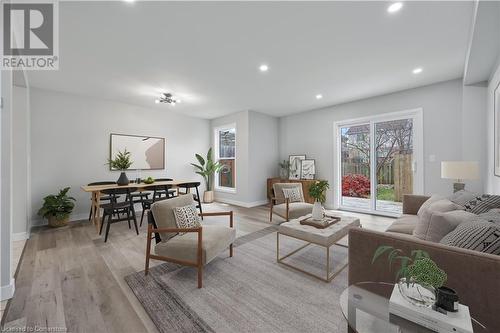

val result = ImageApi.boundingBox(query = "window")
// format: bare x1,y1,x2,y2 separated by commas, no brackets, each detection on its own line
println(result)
215,125,236,191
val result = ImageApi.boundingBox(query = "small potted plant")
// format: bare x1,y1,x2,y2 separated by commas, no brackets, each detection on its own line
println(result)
191,148,223,203
108,149,133,185
38,187,76,227
372,246,447,307
278,160,290,179
308,180,329,220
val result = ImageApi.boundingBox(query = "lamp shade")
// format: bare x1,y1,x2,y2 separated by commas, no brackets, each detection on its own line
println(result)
441,161,479,180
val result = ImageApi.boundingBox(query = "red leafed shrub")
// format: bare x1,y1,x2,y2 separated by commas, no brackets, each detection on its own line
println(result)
342,174,370,198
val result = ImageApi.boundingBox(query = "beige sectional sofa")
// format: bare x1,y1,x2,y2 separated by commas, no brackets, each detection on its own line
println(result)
348,194,500,332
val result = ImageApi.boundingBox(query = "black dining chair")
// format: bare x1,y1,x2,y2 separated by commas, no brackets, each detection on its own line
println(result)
87,181,121,221
153,178,176,199
177,182,203,219
99,187,139,242
139,183,172,226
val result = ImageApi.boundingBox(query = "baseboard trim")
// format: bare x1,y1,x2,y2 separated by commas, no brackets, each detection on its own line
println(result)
12,232,29,241
0,278,15,301
215,198,269,208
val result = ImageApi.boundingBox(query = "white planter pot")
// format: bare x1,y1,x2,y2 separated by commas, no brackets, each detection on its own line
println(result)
311,201,323,220
203,191,214,203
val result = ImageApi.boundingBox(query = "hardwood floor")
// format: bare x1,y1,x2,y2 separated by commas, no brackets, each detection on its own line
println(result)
1,203,394,333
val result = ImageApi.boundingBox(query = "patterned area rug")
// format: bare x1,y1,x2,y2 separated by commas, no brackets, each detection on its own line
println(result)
125,226,349,333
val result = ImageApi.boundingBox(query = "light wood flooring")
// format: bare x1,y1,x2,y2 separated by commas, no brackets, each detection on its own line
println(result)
0,203,394,332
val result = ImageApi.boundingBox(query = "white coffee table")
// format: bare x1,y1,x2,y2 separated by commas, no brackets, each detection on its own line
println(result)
277,213,361,282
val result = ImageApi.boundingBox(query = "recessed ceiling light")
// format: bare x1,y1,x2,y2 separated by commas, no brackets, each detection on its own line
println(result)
387,2,403,13
259,64,269,72
177,99,182,104
155,99,160,104
412,67,423,74
124,0,135,3
316,94,323,99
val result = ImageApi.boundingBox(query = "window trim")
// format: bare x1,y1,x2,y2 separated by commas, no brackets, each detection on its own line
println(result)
214,123,236,193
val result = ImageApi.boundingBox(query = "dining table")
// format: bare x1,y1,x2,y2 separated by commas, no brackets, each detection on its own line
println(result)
81,180,192,232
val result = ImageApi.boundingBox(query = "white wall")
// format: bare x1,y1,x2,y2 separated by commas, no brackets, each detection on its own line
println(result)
12,86,30,236
211,110,279,206
30,88,210,223
279,79,474,208
486,60,500,194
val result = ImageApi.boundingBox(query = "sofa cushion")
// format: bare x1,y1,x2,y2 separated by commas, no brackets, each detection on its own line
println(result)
155,225,236,265
151,194,194,241
421,210,477,242
476,210,500,224
274,202,313,220
447,190,479,207
386,215,419,235
413,199,464,241
463,194,500,214
417,194,444,217
440,221,500,255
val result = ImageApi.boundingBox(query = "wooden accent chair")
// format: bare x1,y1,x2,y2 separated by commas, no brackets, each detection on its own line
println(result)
145,194,235,288
270,183,313,222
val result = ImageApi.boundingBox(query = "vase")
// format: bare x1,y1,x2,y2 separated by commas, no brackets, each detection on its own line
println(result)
279,168,288,179
117,172,129,186
311,201,323,220
397,277,436,307
203,190,214,203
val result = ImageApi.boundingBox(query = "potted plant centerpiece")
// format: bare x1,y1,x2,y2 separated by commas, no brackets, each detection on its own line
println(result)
372,246,447,307
108,149,133,185
308,180,329,220
191,148,223,203
38,187,76,227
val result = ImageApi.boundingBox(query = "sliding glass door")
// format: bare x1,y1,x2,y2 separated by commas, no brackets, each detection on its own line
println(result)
336,110,422,216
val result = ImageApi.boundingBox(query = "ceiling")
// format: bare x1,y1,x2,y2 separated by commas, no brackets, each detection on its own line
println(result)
23,1,474,119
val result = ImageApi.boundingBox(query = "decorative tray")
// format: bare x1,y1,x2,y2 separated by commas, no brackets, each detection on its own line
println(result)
299,214,341,229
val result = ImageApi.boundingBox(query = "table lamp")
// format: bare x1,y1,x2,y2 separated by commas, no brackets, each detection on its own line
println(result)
441,161,479,193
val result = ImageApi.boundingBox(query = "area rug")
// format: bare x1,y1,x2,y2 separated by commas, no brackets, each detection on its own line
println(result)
125,226,349,333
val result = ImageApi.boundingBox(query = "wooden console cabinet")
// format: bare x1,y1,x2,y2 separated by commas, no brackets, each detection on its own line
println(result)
267,178,323,204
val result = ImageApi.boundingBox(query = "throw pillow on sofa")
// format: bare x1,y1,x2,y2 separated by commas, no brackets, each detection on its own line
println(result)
417,194,444,217
440,221,500,255
413,199,464,241
415,210,477,242
462,194,500,214
474,210,500,224
447,190,479,207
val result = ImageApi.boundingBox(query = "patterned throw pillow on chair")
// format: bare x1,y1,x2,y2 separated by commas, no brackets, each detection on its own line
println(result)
173,204,201,235
282,188,302,203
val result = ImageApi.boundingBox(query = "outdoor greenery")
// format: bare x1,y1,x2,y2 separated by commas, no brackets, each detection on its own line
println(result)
108,149,133,170
191,148,223,191
309,180,329,203
38,187,76,220
376,186,395,201
372,245,447,289
342,174,370,198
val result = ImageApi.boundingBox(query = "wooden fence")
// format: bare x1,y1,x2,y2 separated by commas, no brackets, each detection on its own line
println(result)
342,153,413,202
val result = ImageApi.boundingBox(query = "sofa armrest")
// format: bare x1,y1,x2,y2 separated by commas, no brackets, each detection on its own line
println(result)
348,228,500,331
402,194,430,215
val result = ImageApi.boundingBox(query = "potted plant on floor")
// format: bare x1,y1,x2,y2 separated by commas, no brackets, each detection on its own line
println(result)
191,148,223,203
38,187,76,227
108,149,133,185
309,180,329,220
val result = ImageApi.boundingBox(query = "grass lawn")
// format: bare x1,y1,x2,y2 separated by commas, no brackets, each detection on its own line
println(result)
377,186,395,201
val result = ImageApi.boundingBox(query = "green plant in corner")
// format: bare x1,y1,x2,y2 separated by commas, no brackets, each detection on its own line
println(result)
108,149,133,170
309,180,329,203
191,147,223,191
372,245,447,290
38,187,76,227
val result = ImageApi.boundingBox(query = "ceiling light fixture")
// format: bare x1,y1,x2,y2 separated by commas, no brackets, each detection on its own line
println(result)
387,2,403,13
259,64,269,72
156,93,179,105
123,0,135,3
412,67,423,74
316,94,323,99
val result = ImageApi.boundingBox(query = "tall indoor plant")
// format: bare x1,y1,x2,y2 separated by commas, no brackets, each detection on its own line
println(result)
309,180,329,220
108,149,133,185
191,148,223,203
38,187,76,227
